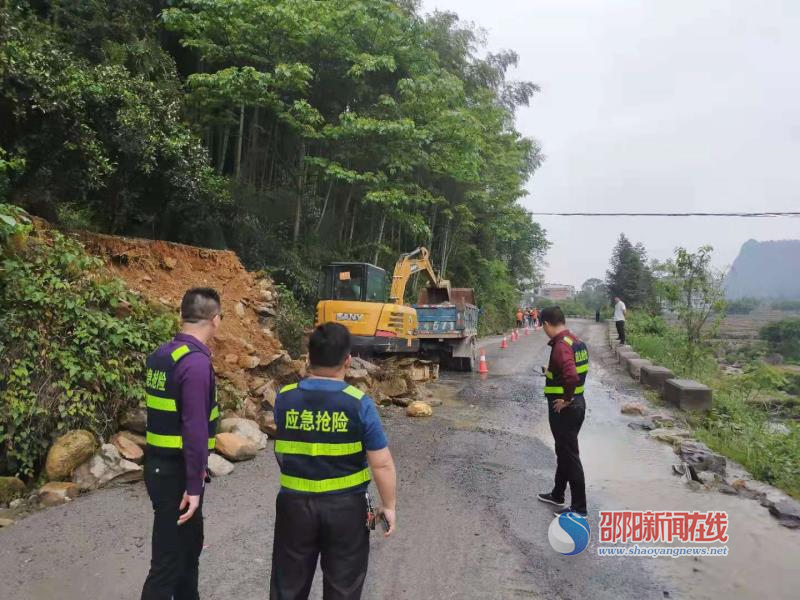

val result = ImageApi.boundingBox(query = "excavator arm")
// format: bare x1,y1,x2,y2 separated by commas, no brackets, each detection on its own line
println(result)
389,247,450,304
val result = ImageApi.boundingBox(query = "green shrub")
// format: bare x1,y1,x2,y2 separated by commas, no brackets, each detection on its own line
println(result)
274,283,312,358
760,319,800,362
0,204,177,477
725,297,759,315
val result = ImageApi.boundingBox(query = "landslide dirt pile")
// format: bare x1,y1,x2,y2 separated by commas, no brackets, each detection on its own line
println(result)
78,232,304,415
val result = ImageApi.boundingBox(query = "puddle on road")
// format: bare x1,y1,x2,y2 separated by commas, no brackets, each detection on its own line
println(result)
428,322,800,600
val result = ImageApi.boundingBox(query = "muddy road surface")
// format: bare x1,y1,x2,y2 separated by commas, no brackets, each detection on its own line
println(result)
1,320,798,599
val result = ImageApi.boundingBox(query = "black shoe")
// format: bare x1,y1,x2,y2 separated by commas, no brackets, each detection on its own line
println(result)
553,506,588,518
537,492,565,506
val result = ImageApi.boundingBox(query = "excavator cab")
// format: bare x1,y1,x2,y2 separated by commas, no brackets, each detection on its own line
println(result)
316,262,419,354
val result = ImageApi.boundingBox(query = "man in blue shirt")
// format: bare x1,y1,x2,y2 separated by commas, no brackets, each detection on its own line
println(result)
270,323,397,600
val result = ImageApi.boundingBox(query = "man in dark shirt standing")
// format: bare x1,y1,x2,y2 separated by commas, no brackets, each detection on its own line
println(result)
140,288,221,600
536,306,590,517
270,323,396,600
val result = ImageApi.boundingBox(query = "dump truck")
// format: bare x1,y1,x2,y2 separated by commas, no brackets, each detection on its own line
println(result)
414,288,479,371
315,247,479,370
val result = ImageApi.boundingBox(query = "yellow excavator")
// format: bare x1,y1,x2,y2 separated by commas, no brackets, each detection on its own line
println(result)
315,247,450,354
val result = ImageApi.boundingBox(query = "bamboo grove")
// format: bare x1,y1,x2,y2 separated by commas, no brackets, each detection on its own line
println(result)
1,1,550,330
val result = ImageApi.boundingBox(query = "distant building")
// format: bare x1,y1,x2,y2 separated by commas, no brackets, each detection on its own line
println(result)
536,284,575,301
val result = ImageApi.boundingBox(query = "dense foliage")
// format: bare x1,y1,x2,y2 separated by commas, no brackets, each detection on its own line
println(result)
1,1,549,324
760,319,800,362
605,233,655,309
0,204,177,477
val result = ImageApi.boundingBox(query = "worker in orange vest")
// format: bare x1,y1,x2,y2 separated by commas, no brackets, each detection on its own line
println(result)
516,309,524,329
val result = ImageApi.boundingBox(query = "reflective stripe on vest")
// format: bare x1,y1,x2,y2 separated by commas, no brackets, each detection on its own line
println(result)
146,432,217,450
279,468,372,493
576,364,588,374
171,344,191,362
544,385,586,395
275,440,363,456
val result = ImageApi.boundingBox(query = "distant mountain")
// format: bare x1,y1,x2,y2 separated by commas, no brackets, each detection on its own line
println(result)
725,239,800,300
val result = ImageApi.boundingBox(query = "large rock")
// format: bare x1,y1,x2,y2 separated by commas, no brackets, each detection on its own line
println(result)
351,356,380,374
409,363,434,382
621,402,647,416
258,412,277,436
0,517,14,528
207,453,235,477
38,482,80,507
119,407,147,433
767,498,800,529
116,430,147,449
346,367,371,384
0,476,26,504
72,444,143,490
256,380,277,408
243,398,261,421
377,375,409,398
664,379,712,412
45,430,98,481
406,401,433,417
675,440,726,475
219,418,268,450
110,433,144,464
214,433,258,461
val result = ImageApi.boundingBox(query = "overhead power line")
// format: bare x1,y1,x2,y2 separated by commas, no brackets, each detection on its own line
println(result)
529,211,800,218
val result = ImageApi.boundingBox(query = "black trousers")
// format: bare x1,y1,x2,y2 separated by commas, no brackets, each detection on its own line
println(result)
270,491,370,600
615,320,626,345
141,455,204,600
548,404,587,513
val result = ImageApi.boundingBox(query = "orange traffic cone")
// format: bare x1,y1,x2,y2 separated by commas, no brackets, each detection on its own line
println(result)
479,348,489,374
501,336,508,349
512,330,518,341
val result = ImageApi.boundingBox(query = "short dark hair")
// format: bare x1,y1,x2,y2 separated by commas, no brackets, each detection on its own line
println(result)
181,287,221,323
309,323,351,368
540,306,566,326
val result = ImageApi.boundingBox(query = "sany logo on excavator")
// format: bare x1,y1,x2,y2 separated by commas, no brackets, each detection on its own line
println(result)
336,313,364,321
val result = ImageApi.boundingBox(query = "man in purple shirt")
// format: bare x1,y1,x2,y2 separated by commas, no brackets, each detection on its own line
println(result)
140,288,221,600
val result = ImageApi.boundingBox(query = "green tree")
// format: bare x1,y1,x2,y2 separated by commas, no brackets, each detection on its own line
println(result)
606,233,655,308
655,245,726,359
577,277,608,310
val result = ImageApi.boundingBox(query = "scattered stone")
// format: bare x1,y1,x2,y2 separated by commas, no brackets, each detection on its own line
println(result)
650,414,677,428
648,428,693,445
110,433,144,464
117,430,147,449
45,430,98,481
767,498,800,529
9,498,24,509
214,433,258,461
627,419,655,431
72,444,143,490
162,256,177,270
392,397,414,408
351,356,380,374
0,477,26,504
239,355,260,370
686,480,704,492
38,482,80,507
224,353,239,365
672,462,701,483
621,402,647,416
256,381,277,408
243,398,261,421
718,484,739,495
675,440,726,475
377,375,408,398
426,396,443,408
258,412,277,436
406,401,433,417
207,453,235,477
219,418,267,450
119,407,147,434
234,302,246,317
697,471,718,486
0,518,14,528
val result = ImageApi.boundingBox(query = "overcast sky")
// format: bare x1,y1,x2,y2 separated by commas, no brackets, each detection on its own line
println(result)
421,0,800,287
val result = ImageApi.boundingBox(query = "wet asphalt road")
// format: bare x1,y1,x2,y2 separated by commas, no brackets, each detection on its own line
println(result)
1,320,797,599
